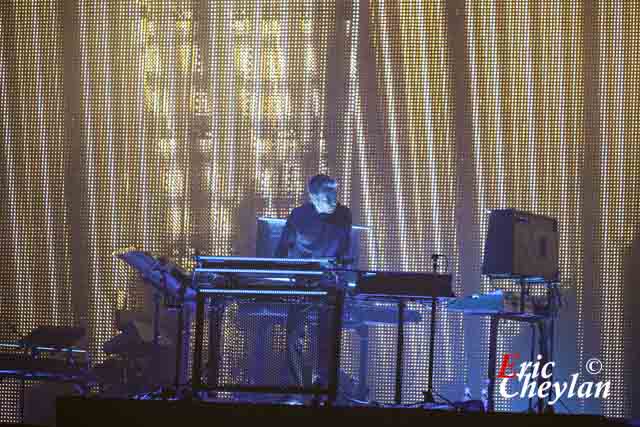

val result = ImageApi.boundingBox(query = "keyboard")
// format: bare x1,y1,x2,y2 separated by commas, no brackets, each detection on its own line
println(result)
354,271,454,298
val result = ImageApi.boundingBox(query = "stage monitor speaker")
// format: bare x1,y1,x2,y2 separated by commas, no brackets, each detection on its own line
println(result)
482,209,559,281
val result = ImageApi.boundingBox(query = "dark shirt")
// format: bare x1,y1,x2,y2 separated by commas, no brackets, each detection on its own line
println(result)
275,202,352,259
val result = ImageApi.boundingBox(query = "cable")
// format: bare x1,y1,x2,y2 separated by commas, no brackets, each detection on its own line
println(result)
416,390,477,413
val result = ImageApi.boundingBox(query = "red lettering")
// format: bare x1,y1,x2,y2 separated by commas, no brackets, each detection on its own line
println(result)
497,353,520,378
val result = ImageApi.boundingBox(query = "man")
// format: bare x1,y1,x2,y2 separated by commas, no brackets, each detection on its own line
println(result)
276,174,352,396
276,174,352,260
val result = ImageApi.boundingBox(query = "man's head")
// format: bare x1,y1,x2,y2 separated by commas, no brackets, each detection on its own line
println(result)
308,174,338,214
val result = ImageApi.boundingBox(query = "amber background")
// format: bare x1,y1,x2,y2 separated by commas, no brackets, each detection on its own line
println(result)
1,0,638,420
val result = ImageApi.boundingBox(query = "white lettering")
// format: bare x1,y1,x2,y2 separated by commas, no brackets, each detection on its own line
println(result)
593,381,610,399
531,360,542,379
520,374,537,399
502,364,610,405
577,381,593,398
567,373,580,398
548,381,568,405
499,378,519,399
541,361,555,379
537,381,551,398
516,361,533,381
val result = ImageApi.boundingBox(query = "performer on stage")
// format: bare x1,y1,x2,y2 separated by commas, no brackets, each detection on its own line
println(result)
276,174,352,393
276,174,352,260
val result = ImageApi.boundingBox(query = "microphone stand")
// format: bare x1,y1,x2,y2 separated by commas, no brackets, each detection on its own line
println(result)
431,254,440,275
422,254,442,405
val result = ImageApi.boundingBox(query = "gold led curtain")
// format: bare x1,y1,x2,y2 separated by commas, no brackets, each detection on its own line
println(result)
466,0,585,413
336,0,462,403
190,0,337,392
0,0,72,340
596,1,640,418
343,0,458,274
1,0,640,421
465,0,640,416
0,1,73,421
191,0,335,257
76,0,194,359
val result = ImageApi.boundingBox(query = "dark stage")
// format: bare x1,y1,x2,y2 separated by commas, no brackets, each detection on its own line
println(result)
2,0,640,424
55,397,626,427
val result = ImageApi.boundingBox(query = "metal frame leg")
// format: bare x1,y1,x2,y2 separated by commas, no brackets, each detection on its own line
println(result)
327,290,344,406
424,298,438,403
528,323,536,413
487,316,499,413
395,301,405,405
192,291,206,396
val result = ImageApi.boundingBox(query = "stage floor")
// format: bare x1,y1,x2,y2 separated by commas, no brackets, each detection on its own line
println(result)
56,396,627,427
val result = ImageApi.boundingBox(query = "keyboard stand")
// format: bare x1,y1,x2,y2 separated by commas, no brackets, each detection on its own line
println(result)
191,286,343,405
350,294,441,406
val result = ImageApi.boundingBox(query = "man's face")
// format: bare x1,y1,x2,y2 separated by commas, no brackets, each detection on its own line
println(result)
310,190,337,214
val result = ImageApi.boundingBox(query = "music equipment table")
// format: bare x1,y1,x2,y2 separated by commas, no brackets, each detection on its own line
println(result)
190,256,454,406
0,340,92,422
116,251,554,411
